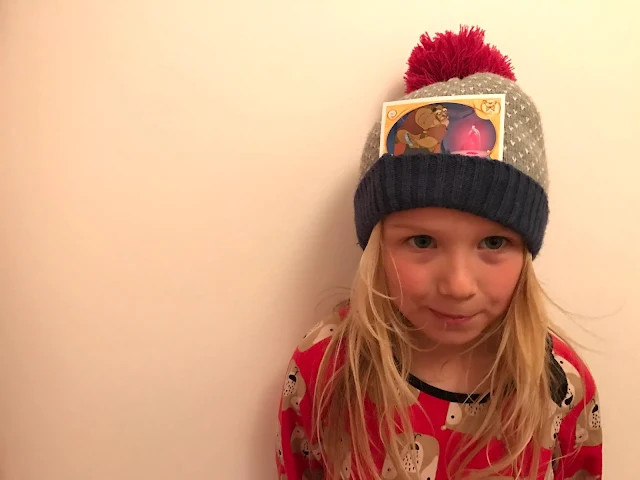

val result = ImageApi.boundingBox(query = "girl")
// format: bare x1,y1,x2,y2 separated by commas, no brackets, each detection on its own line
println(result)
275,26,602,480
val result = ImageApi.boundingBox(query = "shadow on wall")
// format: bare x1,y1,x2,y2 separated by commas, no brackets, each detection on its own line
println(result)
307,172,364,317
290,80,407,323
284,164,363,331
252,81,406,479
251,164,363,480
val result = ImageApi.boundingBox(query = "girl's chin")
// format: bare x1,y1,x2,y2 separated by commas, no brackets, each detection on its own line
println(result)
407,315,498,348
419,328,485,347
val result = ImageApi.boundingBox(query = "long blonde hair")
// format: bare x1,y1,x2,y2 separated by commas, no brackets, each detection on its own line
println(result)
312,221,572,480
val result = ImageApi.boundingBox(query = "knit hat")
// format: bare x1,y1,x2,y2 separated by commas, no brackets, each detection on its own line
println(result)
354,26,549,257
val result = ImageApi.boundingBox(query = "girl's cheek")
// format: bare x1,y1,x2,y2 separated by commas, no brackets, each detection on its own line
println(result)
383,259,402,295
396,263,423,294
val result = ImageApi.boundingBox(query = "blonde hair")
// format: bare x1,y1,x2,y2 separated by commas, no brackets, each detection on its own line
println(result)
312,221,573,480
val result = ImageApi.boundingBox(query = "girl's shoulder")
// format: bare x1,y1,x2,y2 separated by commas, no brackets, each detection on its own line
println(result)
549,334,594,378
283,304,350,393
548,332,599,410
295,304,349,355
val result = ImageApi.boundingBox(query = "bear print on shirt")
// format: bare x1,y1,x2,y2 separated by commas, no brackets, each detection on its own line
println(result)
290,425,313,461
335,432,353,479
541,398,565,449
298,312,341,352
441,401,490,435
381,432,439,480
575,390,602,448
282,359,306,415
554,353,586,412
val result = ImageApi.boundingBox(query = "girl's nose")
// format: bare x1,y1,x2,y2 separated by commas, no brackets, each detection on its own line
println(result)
436,255,478,300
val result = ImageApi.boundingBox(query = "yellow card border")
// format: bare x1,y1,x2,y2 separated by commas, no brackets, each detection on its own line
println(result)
379,93,507,160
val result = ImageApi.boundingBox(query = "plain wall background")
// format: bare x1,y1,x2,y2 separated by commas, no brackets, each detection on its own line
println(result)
1,1,638,479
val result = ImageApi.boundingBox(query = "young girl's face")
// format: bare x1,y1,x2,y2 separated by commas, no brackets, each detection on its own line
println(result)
381,207,524,348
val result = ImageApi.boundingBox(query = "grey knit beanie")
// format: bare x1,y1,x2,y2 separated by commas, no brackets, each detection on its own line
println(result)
354,26,549,257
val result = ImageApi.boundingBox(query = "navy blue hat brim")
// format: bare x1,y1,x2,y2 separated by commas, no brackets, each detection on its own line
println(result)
353,153,549,257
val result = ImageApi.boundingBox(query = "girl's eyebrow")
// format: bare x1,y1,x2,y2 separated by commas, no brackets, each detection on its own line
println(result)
384,223,422,230
384,223,428,230
384,223,444,234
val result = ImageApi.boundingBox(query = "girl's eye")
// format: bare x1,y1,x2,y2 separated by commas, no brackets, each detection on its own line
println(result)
480,236,508,250
408,235,435,249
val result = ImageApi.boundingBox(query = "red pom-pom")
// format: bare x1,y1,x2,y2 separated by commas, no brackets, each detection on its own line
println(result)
404,25,516,94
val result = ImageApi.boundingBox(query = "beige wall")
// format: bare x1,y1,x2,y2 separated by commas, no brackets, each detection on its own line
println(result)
1,1,638,479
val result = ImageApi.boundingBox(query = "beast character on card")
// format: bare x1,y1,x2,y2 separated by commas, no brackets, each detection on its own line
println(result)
394,104,449,155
